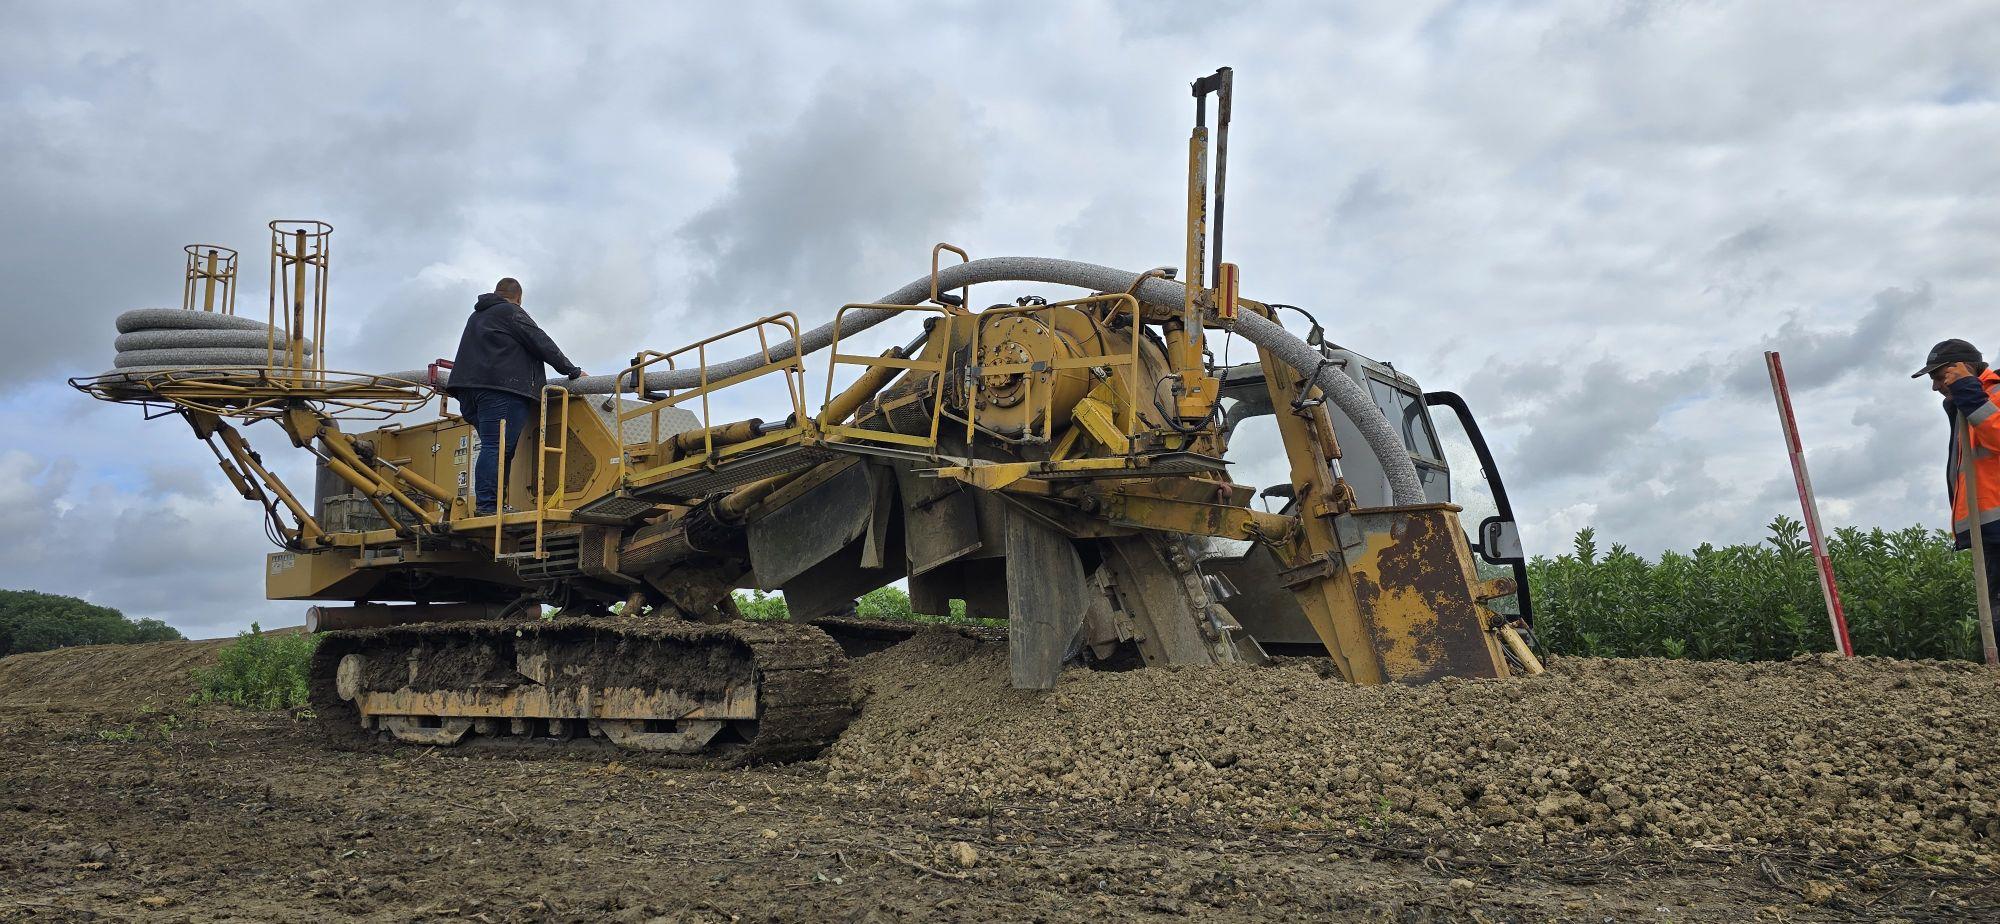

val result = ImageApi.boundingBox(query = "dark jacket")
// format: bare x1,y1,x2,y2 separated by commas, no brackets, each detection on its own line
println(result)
447,293,581,400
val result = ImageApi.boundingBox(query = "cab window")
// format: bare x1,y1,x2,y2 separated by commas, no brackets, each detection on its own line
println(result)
1365,377,1442,461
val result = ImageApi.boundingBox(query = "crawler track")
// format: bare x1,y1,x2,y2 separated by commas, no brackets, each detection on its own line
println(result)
307,617,852,765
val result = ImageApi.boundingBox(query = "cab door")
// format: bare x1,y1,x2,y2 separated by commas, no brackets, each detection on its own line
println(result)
1423,391,1534,625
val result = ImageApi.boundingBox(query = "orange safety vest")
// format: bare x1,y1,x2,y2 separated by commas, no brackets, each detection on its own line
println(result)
1948,368,2000,538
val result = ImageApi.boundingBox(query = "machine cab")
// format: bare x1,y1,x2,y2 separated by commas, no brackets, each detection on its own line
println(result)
1209,344,1531,651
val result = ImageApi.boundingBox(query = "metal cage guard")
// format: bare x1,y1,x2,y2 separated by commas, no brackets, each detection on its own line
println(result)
614,313,811,490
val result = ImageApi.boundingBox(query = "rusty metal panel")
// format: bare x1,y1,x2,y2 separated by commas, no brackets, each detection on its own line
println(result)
1345,506,1507,682
1004,507,1091,689
896,465,981,575
749,462,874,590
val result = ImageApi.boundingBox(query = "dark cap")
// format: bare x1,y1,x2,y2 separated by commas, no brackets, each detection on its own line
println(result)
1913,339,1982,378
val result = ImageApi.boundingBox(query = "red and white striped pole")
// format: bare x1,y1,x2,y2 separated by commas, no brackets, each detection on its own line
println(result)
1765,351,1854,656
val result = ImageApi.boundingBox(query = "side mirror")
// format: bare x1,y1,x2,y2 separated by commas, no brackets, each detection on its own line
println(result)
1478,517,1524,562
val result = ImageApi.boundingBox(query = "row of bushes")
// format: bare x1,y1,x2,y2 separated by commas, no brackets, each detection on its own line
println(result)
1530,516,1986,662
0,589,180,658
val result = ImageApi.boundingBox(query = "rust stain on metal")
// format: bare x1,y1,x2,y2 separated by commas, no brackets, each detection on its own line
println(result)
1348,508,1506,683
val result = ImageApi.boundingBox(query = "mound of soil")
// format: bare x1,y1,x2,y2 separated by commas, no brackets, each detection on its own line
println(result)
0,634,261,711
827,631,2000,861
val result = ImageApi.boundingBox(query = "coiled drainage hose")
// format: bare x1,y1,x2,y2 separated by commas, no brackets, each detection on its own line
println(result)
106,308,314,372
103,258,1420,505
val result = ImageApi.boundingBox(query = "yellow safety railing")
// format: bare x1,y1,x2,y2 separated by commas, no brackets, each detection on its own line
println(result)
931,242,971,308
267,220,332,382
965,293,1144,446
615,313,811,489
182,244,238,315
818,304,956,451
529,384,572,559
492,417,507,558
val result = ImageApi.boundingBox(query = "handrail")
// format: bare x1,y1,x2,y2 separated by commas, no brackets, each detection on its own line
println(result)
965,293,1143,447
182,244,239,315
266,220,332,384
930,243,971,310
492,417,507,559
819,304,955,452
614,313,811,488
531,384,572,559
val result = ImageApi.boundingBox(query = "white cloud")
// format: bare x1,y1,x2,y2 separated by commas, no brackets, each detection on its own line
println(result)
3,0,1997,635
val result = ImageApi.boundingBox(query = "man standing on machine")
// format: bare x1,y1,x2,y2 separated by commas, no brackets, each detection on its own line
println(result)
447,277,585,515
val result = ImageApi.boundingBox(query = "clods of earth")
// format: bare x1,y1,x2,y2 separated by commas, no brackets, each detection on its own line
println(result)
830,632,2000,862
3,630,1997,922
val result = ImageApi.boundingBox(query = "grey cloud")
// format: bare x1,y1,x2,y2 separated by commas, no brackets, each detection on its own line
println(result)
1722,283,1933,395
1806,390,1947,507
6,0,2000,631
0,451,295,639
1495,359,1713,481
679,75,985,317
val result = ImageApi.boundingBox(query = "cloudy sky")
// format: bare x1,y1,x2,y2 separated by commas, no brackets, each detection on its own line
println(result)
3,1,1995,638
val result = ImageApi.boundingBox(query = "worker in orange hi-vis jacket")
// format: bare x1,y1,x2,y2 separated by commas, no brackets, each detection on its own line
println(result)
1916,338,2000,622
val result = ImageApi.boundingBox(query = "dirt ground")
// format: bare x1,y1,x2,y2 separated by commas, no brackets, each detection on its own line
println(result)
2,635,1997,923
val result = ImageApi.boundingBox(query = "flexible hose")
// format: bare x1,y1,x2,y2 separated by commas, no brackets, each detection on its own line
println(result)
101,258,1422,504
101,309,313,376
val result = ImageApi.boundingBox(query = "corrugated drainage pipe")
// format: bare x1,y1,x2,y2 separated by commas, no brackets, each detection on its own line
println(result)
382,256,1423,505
100,308,313,377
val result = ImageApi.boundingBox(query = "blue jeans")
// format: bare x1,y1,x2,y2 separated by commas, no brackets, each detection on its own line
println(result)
458,389,532,514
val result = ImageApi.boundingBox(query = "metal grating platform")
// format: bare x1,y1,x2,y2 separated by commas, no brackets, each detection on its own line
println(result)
570,492,660,525
627,442,841,504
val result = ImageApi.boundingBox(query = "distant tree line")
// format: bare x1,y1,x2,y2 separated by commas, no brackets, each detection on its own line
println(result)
0,589,182,658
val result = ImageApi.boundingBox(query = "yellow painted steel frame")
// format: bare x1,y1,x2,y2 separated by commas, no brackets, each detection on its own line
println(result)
965,293,1143,446
1092,485,1293,543
267,220,332,379
819,304,955,451
279,410,444,543
930,242,972,309
196,412,326,544
493,417,508,556
1336,505,1511,683
182,244,238,315
529,384,572,559
616,313,813,490
70,368,434,422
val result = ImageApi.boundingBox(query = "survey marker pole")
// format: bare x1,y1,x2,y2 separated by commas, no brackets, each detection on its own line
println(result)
1764,351,1854,656
1956,413,1999,666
